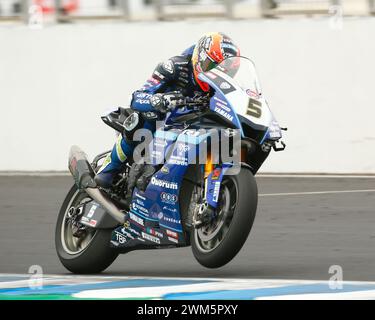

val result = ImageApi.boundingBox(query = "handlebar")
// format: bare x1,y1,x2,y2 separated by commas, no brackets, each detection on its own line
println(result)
172,95,210,110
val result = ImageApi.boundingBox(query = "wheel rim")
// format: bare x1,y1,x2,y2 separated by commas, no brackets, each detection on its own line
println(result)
60,190,97,255
194,178,238,253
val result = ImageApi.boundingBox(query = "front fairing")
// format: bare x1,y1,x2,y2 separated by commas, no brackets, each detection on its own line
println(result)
198,57,282,143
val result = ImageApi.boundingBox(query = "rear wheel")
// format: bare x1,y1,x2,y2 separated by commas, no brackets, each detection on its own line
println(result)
191,168,258,268
55,185,118,274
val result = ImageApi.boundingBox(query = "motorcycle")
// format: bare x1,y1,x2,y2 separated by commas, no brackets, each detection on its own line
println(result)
55,56,286,273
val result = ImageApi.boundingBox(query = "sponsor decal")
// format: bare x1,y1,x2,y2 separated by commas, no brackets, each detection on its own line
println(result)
171,154,187,162
162,206,177,213
136,99,150,105
89,219,97,227
174,61,188,66
213,181,221,202
128,227,141,237
146,227,164,238
246,89,260,98
166,229,178,239
135,191,146,201
162,216,181,224
162,60,174,74
215,101,231,112
157,211,180,224
142,232,161,244
214,106,233,122
154,70,165,80
220,82,231,90
115,231,127,244
169,156,188,166
129,212,144,226
212,168,221,180
150,177,178,190
214,76,236,94
136,93,152,99
168,236,178,244
161,192,178,204
178,77,189,84
213,96,228,105
120,228,135,240
133,203,149,215
87,205,97,218
177,143,190,154
160,166,169,174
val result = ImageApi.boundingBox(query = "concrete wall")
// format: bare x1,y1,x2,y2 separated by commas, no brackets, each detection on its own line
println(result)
1,18,374,173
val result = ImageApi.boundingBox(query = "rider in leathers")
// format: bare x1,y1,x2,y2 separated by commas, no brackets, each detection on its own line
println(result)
95,32,240,188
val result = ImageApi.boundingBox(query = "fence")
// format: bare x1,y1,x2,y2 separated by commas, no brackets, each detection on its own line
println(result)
1,0,374,24
261,0,375,16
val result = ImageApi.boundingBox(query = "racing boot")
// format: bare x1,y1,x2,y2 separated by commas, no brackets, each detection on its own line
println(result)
95,134,133,188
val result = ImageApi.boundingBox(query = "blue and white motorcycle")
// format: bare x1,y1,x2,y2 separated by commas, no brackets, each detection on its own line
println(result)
55,57,286,273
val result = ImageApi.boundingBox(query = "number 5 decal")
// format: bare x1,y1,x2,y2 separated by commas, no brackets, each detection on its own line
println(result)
247,98,262,118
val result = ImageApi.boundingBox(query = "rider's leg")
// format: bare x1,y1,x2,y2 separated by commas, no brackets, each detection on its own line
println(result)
94,134,133,188
95,120,156,188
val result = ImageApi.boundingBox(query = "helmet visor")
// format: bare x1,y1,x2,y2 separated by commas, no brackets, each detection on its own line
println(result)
199,55,218,72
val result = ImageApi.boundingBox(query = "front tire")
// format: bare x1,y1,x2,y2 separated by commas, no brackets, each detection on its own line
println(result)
191,168,258,268
55,185,118,274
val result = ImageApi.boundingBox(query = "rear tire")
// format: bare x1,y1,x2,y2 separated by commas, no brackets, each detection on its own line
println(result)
55,185,118,274
191,168,258,268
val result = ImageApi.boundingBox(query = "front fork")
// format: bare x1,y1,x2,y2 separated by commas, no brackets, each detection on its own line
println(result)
193,163,228,227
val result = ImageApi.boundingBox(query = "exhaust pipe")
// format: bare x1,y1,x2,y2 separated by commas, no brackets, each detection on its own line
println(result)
68,145,125,224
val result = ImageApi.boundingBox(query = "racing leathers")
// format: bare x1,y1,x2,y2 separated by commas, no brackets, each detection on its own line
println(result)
95,45,210,188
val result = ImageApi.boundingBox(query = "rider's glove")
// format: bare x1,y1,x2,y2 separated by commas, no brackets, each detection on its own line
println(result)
150,92,185,113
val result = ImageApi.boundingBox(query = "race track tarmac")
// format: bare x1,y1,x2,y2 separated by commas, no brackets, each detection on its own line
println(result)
0,175,374,281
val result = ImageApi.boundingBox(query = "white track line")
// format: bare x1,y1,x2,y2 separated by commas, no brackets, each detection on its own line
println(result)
256,290,375,300
259,189,375,197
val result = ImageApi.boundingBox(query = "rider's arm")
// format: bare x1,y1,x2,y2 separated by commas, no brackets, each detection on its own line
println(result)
130,59,177,112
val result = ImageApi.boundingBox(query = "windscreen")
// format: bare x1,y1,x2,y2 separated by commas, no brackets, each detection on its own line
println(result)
205,56,262,99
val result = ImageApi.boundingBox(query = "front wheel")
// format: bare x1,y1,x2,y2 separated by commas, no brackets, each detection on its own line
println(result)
191,168,258,268
55,185,118,274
